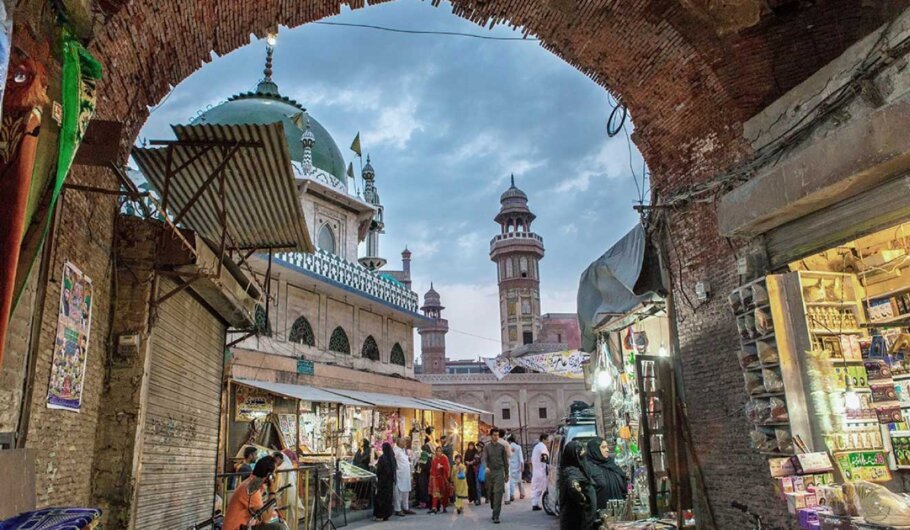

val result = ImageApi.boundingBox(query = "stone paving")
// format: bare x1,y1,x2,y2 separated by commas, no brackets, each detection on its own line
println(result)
346,495,558,530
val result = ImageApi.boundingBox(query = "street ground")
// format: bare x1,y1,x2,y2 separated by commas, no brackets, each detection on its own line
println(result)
346,494,558,529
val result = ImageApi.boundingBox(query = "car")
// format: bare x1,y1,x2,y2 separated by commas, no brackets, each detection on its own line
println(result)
541,407,597,516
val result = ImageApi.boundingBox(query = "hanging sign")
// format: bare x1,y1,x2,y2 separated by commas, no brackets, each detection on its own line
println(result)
235,385,273,421
834,451,891,483
484,356,514,380
47,262,93,412
514,350,590,379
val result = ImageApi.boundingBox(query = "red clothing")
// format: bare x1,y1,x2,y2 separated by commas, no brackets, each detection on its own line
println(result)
429,454,451,508
224,478,265,530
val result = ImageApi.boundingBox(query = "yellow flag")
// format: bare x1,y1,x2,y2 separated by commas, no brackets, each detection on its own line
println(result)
347,162,354,179
290,112,306,129
350,132,362,157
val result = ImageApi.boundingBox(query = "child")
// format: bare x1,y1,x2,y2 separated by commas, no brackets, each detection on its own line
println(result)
451,454,469,514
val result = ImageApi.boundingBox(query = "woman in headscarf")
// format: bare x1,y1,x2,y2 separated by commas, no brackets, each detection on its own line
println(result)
416,443,433,508
428,445,452,513
373,442,397,521
464,441,479,504
354,439,371,470
585,437,628,508
475,441,486,505
558,440,597,530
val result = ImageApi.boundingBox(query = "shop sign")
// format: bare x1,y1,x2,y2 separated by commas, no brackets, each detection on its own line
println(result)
235,385,272,421
297,359,314,375
834,451,892,482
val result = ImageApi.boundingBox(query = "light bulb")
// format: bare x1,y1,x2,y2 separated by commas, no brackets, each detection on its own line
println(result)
844,390,861,411
658,346,668,357
596,369,612,390
267,34,278,46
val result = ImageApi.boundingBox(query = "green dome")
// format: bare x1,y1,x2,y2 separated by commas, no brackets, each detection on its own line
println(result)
191,88,348,189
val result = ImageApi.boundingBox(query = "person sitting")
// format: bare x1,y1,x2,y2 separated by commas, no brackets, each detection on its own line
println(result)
223,457,287,530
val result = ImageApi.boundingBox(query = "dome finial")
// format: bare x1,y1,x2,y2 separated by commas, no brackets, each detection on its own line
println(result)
511,173,515,188
257,34,280,95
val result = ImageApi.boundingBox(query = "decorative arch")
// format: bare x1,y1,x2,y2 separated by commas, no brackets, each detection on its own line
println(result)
361,335,380,361
317,224,336,254
254,304,271,336
390,343,406,366
328,326,350,354
288,315,315,346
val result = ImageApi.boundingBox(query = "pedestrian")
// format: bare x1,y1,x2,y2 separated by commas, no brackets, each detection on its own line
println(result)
585,437,628,508
373,442,397,521
530,433,550,511
507,434,525,503
416,443,432,508
464,441,479,504
393,437,416,516
558,440,597,530
482,428,509,524
236,446,258,480
441,434,455,466
476,441,486,505
354,439,371,470
451,454,469,514
428,445,451,513
224,457,286,530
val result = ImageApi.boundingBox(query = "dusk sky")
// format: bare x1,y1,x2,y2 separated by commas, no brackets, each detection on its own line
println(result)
137,0,646,360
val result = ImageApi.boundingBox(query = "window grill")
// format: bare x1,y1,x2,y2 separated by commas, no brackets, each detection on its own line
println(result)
329,326,350,354
289,316,315,346
361,335,380,361
390,343,406,366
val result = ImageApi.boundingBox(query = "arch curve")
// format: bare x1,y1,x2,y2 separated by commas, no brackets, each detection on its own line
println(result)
361,335,380,361
289,315,315,346
329,326,350,354
390,343,406,366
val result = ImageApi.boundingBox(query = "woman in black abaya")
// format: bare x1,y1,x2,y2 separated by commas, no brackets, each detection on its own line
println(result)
373,442,397,521
585,437,628,509
464,441,479,504
558,440,597,530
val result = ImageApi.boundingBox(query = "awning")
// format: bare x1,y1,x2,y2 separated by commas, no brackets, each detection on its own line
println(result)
132,122,312,252
415,398,490,415
234,379,371,407
577,223,666,352
321,389,446,411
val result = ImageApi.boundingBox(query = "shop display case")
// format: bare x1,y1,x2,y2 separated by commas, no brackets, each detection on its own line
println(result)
730,276,814,456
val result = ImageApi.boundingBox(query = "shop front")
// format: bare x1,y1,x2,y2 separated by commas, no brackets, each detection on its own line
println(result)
578,224,694,528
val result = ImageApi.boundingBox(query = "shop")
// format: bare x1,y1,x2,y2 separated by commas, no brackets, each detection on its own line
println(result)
578,224,694,527
726,217,910,527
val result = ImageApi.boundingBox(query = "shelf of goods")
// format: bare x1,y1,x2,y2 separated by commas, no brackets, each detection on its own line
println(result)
731,276,810,457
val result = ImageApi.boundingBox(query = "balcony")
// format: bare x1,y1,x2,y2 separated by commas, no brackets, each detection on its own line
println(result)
276,250,420,313
490,231,545,252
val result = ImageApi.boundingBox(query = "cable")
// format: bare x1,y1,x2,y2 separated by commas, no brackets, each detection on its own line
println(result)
622,122,643,206
313,21,538,41
447,327,503,343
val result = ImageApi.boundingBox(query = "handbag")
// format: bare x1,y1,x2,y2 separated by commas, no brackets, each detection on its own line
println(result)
457,471,465,480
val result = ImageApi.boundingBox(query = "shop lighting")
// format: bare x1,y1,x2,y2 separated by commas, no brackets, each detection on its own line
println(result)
844,378,861,411
596,369,613,390
658,346,668,357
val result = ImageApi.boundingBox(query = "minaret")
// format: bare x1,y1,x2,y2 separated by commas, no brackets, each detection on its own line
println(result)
300,117,316,175
418,284,448,374
358,155,387,270
490,175,545,353
401,247,412,290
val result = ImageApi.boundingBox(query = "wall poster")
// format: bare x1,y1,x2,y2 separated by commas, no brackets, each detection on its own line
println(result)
47,262,93,412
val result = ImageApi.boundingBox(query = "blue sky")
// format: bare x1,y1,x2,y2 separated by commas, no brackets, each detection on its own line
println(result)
138,0,645,359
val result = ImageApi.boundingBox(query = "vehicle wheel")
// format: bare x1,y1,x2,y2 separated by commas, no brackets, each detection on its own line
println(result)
542,491,556,516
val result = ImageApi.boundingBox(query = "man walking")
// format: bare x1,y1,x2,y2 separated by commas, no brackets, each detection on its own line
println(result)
393,437,416,516
482,428,509,524
530,433,550,511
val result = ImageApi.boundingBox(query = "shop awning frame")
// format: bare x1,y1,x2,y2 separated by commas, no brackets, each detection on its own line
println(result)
414,398,490,415
320,389,446,411
234,379,372,407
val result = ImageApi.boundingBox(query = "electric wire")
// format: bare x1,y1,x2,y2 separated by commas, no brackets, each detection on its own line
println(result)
313,21,538,41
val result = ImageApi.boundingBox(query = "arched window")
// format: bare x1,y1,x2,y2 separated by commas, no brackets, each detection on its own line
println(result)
520,256,528,278
288,316,315,346
329,326,350,354
505,259,513,278
317,224,336,255
254,304,271,336
390,343,406,366
361,335,380,361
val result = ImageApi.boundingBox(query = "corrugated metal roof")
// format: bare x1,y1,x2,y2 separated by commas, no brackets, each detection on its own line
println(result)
321,389,446,411
234,379,371,407
132,123,312,252
415,398,490,415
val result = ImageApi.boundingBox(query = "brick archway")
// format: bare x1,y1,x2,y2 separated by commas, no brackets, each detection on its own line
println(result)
90,1,901,188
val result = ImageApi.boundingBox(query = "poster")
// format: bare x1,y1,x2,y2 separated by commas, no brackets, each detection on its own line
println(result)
47,262,93,411
278,413,296,447
235,385,272,421
484,356,514,380
514,350,590,379
834,451,891,482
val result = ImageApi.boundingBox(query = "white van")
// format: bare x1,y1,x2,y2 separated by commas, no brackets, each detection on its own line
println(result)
541,416,597,516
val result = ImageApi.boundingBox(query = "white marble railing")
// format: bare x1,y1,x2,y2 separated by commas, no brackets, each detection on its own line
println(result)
276,250,419,313
490,231,544,248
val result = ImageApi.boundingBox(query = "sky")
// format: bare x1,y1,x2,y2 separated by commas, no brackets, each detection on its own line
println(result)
137,0,646,360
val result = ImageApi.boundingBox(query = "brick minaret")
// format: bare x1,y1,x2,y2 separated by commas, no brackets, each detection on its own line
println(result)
490,175,545,353
418,284,448,374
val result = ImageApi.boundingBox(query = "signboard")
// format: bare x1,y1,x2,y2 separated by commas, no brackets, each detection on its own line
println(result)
235,385,272,421
47,262,94,412
297,359,314,375
834,451,892,482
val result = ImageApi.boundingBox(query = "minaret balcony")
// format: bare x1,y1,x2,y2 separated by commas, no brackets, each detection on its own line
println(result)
489,231,545,255
276,249,419,313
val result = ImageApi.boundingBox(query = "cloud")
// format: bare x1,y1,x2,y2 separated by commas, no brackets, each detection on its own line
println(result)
363,94,425,150
550,137,636,194
561,223,578,235
411,278,502,360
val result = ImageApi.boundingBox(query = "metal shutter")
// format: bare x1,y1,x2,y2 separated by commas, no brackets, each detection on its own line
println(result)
133,279,226,529
765,174,910,269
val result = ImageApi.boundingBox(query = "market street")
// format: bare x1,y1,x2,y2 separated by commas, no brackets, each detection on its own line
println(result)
346,496,558,530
